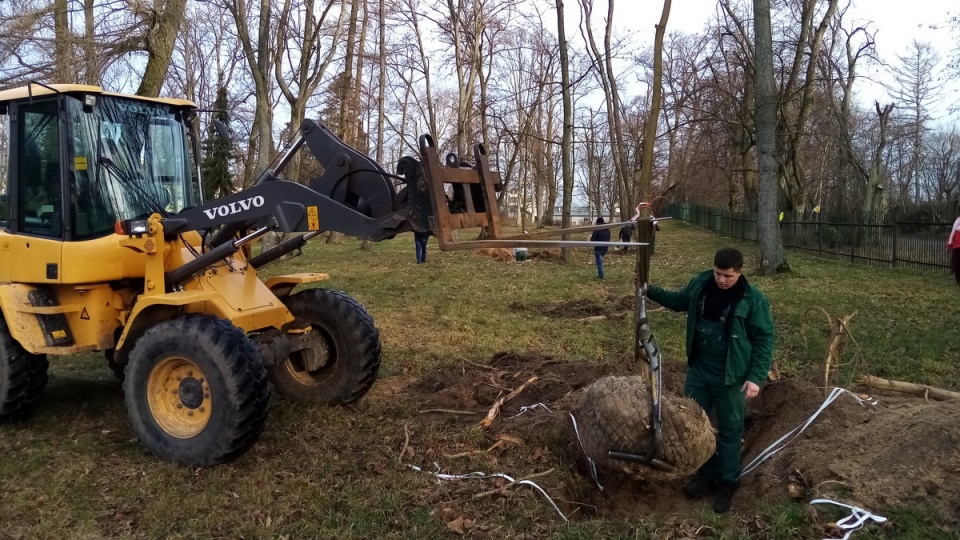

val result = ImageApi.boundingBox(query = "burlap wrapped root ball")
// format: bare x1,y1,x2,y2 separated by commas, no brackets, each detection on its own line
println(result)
572,376,715,482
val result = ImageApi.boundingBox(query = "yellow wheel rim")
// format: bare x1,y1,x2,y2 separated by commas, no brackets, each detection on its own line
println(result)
146,356,212,439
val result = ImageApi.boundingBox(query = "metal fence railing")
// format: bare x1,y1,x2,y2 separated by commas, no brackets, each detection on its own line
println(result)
665,203,954,273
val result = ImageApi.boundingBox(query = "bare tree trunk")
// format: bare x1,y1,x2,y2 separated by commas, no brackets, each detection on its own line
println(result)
357,0,373,251
53,0,71,82
639,0,671,203
376,0,386,164
579,0,632,219
862,103,894,222
275,0,346,182
137,0,188,96
84,0,98,85
753,0,788,274
556,0,573,263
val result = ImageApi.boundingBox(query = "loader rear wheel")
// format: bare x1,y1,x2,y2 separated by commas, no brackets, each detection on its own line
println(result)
123,315,269,466
0,316,49,423
267,288,381,404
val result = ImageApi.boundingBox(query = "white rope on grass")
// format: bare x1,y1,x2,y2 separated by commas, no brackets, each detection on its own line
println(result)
739,387,877,479
407,463,568,522
507,403,552,420
809,499,887,540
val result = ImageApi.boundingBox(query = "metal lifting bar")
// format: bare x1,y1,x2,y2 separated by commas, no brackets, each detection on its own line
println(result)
607,205,676,473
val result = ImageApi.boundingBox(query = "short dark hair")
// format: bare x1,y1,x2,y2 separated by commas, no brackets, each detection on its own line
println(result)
714,247,743,271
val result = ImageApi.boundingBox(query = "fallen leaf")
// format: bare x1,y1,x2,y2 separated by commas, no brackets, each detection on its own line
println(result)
447,517,465,535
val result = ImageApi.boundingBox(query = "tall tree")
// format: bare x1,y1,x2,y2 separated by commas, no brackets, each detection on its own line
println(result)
221,0,278,186
136,0,189,96
201,86,235,200
578,0,632,219
753,0,788,273
274,0,346,181
638,0,671,203
889,40,943,202
53,0,71,82
556,0,574,262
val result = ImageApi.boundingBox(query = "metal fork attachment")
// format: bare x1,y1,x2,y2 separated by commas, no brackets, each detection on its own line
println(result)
412,135,647,250
607,214,676,473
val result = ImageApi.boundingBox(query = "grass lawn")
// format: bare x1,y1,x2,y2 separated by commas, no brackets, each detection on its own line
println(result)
0,220,957,539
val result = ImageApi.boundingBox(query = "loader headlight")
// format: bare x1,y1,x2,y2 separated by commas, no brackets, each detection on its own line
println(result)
116,219,149,236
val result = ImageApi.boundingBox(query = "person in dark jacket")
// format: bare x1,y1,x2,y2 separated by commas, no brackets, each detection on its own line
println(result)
589,217,611,278
647,247,774,514
414,229,430,264
618,223,635,253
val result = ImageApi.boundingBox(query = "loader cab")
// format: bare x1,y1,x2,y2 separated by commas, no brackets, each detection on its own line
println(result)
0,84,203,241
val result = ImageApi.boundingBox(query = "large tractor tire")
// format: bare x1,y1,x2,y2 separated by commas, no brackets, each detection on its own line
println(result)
123,315,269,466
267,288,381,404
0,317,49,423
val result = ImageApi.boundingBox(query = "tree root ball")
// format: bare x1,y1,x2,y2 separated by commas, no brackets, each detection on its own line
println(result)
571,376,716,482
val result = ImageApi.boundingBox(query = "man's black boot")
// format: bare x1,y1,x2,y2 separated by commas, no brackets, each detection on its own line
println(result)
712,481,737,513
683,473,715,499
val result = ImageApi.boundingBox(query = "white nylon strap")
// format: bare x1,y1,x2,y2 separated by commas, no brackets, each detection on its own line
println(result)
810,498,887,539
568,412,604,491
407,463,568,522
507,402,552,419
739,387,875,478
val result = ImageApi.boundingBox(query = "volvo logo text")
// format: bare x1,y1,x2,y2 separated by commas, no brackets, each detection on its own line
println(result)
203,196,265,219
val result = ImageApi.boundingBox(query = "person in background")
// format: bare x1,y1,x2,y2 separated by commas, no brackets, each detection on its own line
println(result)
414,229,430,264
589,217,610,279
647,247,775,514
618,223,635,253
948,210,960,286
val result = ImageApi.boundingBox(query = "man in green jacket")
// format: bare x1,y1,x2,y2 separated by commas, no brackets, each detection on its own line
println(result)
647,247,774,513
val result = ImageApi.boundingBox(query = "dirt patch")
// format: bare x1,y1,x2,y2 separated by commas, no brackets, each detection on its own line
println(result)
741,378,960,526
474,248,515,261
527,249,562,261
509,294,634,319
389,352,960,527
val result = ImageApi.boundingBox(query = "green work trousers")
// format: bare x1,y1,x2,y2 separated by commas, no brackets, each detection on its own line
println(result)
686,314,746,484
685,366,746,484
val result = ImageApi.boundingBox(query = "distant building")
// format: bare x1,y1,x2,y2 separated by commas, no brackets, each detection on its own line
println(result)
503,189,615,225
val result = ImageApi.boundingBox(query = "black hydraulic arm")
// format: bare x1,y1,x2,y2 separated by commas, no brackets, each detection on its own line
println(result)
161,178,410,241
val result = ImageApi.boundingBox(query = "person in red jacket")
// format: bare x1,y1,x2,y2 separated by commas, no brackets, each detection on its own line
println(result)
948,211,960,285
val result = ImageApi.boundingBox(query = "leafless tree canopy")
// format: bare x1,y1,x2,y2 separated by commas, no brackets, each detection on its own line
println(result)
0,0,957,228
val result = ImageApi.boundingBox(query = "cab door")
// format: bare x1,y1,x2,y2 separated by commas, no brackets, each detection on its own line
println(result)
9,99,65,283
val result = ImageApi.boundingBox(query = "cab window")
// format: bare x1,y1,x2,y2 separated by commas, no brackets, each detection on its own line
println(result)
18,101,62,237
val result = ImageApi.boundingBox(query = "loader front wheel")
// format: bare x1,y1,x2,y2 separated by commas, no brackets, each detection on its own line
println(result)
268,288,381,404
0,316,49,423
123,315,269,466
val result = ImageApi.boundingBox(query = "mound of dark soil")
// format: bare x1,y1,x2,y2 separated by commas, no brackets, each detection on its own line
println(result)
392,352,960,527
508,295,634,319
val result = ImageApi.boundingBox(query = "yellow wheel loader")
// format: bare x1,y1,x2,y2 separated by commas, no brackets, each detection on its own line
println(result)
0,83,641,466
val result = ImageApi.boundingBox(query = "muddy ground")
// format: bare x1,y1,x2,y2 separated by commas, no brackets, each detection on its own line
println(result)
370,295,960,535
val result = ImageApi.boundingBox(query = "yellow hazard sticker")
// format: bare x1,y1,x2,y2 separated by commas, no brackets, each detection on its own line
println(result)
75,156,87,171
52,330,67,339
307,206,319,231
